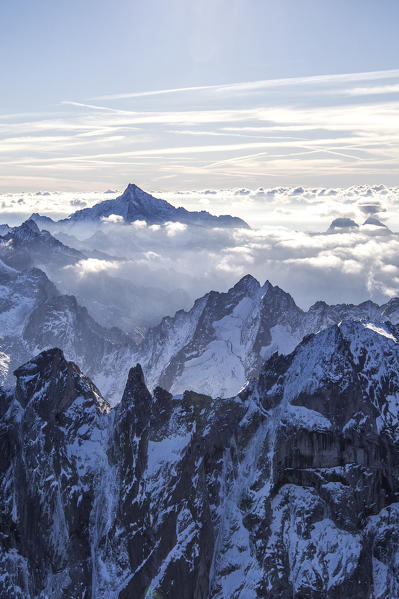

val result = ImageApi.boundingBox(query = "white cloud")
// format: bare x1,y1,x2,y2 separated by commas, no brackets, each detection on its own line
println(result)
88,69,399,101
101,214,124,223
32,191,397,332
1,68,399,190
65,258,119,276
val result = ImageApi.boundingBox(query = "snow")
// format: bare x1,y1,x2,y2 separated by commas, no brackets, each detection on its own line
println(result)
261,324,300,360
282,404,332,431
171,340,246,398
146,433,192,479
364,322,398,342
266,485,361,594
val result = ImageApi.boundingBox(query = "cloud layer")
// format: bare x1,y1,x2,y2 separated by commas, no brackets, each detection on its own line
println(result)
1,69,399,190
2,183,399,332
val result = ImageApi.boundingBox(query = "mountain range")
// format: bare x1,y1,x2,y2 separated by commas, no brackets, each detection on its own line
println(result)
2,184,399,597
31,183,249,229
3,218,399,404
1,319,399,597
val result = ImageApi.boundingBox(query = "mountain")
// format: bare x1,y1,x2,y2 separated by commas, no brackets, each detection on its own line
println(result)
3,217,190,334
2,321,399,597
327,216,393,235
0,224,10,236
2,253,399,406
130,274,399,397
0,262,135,404
363,216,388,228
3,264,399,403
328,217,359,232
52,183,249,228
0,218,83,271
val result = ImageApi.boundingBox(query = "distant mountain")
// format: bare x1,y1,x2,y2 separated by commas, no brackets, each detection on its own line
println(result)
0,262,135,404
328,216,392,234
36,183,249,228
131,273,399,397
0,217,192,335
2,321,399,596
0,218,83,270
328,217,359,232
3,263,399,402
363,216,392,232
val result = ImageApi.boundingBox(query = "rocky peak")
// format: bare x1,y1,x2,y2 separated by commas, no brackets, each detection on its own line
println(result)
328,217,359,231
12,218,40,240
363,216,387,228
231,273,261,296
14,348,109,417
119,363,152,427
119,183,154,206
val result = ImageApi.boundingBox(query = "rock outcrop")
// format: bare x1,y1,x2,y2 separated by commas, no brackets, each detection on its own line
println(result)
2,320,399,596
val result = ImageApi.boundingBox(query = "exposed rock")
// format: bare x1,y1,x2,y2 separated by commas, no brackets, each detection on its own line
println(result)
328,217,359,232
55,183,250,229
2,321,399,596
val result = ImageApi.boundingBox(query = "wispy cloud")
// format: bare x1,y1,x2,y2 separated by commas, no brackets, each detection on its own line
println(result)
1,69,399,190
88,69,399,101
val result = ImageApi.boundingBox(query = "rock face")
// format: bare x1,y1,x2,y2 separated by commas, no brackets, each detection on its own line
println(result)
3,264,399,404
2,321,399,597
0,218,83,271
56,183,249,229
327,217,359,232
0,262,136,405
0,349,111,598
131,274,399,398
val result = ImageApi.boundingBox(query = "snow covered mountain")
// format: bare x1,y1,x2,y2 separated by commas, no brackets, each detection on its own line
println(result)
2,320,399,597
3,262,399,404
0,218,83,271
0,261,135,404
32,183,249,228
327,216,392,234
131,274,399,397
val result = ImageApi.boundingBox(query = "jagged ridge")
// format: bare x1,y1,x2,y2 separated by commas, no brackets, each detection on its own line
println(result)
2,320,399,597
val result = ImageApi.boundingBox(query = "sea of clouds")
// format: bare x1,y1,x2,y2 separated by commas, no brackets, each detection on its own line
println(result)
1,184,399,332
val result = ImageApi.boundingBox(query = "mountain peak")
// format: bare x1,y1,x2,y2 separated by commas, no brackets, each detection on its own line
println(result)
328,217,359,232
62,183,249,228
122,183,147,199
125,182,141,193
363,216,389,228
14,347,109,415
16,218,41,237
232,274,260,295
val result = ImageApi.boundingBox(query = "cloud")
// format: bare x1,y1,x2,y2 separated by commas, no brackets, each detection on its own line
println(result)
2,68,399,190
87,69,399,101
101,214,124,223
71,198,87,207
66,258,119,276
3,183,399,333
28,188,398,334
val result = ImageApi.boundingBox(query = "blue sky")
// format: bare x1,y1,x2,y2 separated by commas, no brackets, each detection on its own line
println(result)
1,0,399,191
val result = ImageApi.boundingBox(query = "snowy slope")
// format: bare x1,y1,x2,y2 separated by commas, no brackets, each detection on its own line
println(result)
0,218,83,271
131,274,399,398
0,261,135,404
51,183,249,228
2,322,399,596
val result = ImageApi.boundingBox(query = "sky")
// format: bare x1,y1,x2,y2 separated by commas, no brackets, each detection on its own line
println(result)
1,0,399,192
